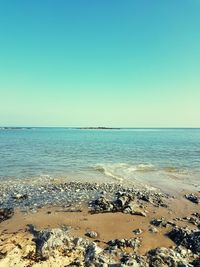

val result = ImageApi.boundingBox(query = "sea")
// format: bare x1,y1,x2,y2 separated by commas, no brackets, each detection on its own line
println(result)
0,127,200,193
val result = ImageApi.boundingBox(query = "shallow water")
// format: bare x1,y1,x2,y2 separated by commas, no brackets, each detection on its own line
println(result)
0,128,200,192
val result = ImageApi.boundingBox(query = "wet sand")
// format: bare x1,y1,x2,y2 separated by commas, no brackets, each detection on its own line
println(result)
0,195,199,251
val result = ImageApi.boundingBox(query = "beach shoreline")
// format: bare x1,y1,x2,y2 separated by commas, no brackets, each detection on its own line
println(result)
0,180,199,266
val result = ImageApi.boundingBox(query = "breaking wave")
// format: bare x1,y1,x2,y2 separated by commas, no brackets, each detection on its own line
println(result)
94,163,155,182
94,162,194,184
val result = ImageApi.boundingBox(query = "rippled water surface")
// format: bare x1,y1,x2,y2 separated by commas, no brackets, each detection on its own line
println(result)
0,128,200,191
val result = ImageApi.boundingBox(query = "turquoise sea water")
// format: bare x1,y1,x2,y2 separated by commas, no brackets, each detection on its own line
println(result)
0,128,200,192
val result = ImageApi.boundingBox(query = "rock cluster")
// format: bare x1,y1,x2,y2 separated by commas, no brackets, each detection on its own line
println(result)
26,228,142,265
107,238,141,249
182,213,200,229
150,218,176,228
168,226,200,254
0,181,167,213
0,226,200,266
146,247,194,267
90,189,168,216
91,194,147,216
0,181,119,210
136,190,168,207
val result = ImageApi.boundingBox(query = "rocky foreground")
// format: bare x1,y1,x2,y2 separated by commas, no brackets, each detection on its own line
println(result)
0,181,199,266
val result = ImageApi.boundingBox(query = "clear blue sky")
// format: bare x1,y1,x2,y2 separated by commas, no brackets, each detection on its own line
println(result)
0,1,199,127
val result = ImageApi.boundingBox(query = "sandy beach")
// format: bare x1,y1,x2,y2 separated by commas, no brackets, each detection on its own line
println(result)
0,181,199,266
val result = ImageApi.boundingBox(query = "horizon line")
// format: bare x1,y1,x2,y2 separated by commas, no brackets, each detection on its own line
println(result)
0,126,200,129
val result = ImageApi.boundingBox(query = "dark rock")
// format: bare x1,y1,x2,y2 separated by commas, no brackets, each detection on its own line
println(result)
84,242,103,264
151,218,163,227
0,208,14,223
107,238,141,249
192,257,200,267
0,251,7,259
116,195,129,207
150,218,176,228
121,253,148,266
185,194,199,204
168,227,200,254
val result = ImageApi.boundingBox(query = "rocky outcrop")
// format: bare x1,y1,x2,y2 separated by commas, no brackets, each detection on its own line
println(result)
146,247,193,267
90,192,148,216
0,227,199,266
168,227,200,254
34,228,72,260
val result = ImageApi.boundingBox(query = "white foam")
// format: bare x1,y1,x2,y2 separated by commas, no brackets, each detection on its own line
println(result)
94,162,155,182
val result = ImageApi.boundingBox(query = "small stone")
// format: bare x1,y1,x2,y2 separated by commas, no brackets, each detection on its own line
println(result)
132,229,143,235
13,193,28,200
150,218,163,227
85,231,98,238
149,225,158,233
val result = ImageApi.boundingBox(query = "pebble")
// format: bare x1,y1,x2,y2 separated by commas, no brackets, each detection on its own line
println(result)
85,231,98,238
149,225,158,233
132,229,143,235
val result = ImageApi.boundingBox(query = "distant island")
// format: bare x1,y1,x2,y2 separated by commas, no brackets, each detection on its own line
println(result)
77,127,121,130
0,127,33,130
